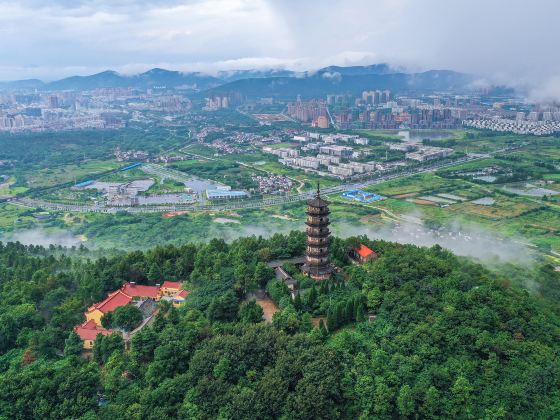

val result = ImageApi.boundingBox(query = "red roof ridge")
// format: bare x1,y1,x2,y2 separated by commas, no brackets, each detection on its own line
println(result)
356,243,376,258
74,322,113,340
89,289,132,314
121,282,160,298
162,280,181,288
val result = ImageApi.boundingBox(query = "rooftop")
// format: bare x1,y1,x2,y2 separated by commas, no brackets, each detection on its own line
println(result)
162,281,181,289
121,282,160,298
88,290,132,314
74,319,112,341
177,289,190,298
356,243,377,258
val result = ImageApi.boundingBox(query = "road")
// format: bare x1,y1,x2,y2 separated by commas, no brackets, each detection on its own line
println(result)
9,149,510,214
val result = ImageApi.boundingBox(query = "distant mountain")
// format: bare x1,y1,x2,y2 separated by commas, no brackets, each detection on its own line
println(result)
47,70,126,90
315,63,399,76
0,64,476,95
217,69,298,82
46,68,222,91
206,69,474,99
216,64,399,83
0,79,45,90
0,68,223,91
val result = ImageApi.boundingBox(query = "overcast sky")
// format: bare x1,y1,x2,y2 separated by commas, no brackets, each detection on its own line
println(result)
0,0,558,96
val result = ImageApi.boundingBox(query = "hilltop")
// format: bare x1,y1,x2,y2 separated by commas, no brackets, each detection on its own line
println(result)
0,234,558,418
0,63,475,95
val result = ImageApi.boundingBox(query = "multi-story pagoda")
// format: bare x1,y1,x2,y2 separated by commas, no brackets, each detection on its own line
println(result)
302,183,333,280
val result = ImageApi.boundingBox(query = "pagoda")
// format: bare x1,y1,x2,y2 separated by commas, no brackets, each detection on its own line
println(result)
302,183,333,280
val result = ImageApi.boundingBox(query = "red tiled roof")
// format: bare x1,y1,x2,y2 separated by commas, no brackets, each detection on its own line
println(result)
177,289,190,298
162,281,181,290
81,319,98,329
89,290,132,314
74,320,112,341
121,282,160,298
356,244,376,258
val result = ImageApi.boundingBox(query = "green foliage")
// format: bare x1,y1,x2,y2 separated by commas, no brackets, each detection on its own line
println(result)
0,234,559,418
266,279,290,304
63,331,83,358
238,300,264,324
93,333,124,364
207,291,239,323
102,304,143,332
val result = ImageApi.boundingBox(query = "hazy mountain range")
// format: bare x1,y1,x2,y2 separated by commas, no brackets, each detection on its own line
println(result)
0,64,483,97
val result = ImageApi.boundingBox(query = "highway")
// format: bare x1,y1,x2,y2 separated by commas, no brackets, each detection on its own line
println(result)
8,148,517,215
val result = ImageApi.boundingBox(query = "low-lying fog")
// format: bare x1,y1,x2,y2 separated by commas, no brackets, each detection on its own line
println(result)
2,215,534,267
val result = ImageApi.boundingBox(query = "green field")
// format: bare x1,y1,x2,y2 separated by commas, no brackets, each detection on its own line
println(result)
25,160,120,188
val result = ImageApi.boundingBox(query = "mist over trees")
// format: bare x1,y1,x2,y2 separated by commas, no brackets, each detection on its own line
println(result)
0,233,558,418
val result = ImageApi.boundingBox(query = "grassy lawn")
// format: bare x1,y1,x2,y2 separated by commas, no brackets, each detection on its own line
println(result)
0,177,28,197
0,204,36,229
25,160,120,188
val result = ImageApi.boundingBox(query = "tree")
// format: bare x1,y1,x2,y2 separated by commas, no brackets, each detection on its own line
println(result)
105,305,143,332
293,293,302,311
207,291,239,322
397,384,414,417
254,262,274,288
238,300,264,323
272,305,299,334
373,378,393,416
307,285,318,310
300,313,313,333
63,331,83,357
93,333,124,364
451,376,473,417
131,327,158,364
422,386,440,419
147,263,163,282
326,308,337,331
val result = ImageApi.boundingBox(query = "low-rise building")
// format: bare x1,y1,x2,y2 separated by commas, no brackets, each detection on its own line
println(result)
319,145,353,157
328,165,354,177
406,146,453,162
74,320,113,350
351,244,378,264
76,281,190,349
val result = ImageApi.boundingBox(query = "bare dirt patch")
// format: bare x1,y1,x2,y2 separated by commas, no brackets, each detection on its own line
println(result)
256,297,279,322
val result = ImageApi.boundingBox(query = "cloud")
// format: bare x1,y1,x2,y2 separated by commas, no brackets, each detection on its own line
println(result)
528,76,560,105
321,71,342,83
332,215,535,266
1,229,82,248
0,0,559,99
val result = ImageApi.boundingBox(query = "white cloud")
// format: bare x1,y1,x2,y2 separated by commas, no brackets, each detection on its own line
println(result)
0,0,559,98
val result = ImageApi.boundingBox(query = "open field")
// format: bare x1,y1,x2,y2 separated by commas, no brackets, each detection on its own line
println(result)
0,128,558,257
0,177,27,197
25,160,120,188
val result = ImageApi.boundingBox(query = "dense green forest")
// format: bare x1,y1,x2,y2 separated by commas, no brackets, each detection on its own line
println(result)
0,233,559,419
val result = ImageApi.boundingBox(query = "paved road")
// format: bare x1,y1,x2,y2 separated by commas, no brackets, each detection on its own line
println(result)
9,146,520,215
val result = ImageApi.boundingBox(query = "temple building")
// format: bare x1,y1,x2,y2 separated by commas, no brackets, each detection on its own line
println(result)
302,183,333,280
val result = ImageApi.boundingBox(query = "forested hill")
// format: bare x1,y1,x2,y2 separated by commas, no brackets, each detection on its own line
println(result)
0,234,559,418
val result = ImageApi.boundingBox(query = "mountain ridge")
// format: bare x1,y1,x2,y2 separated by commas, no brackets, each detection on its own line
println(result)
0,64,476,95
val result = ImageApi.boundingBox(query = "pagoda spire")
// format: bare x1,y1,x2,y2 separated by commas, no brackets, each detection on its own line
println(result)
302,183,333,281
